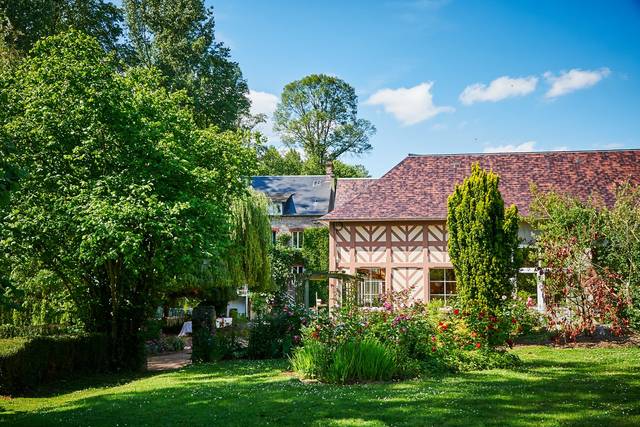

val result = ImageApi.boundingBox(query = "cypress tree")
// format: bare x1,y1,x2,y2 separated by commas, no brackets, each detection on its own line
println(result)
447,163,520,312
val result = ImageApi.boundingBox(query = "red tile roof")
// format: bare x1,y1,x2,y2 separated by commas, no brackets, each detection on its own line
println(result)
334,178,376,209
323,150,640,221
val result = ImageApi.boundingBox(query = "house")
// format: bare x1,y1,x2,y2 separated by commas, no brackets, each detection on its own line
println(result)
226,163,338,317
321,149,640,309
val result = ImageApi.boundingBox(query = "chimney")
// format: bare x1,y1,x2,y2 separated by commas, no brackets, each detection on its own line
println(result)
325,160,334,178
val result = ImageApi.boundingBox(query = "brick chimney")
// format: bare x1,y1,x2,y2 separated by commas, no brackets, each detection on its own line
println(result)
325,160,334,178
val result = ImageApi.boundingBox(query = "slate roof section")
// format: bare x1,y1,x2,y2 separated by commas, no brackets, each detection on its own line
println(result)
251,175,334,216
322,149,640,221
335,178,377,209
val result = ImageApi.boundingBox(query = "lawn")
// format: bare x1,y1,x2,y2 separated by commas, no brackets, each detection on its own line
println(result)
1,346,639,426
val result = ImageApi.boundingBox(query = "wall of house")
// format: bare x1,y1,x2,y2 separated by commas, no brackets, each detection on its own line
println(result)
328,221,452,307
270,215,322,235
328,220,535,308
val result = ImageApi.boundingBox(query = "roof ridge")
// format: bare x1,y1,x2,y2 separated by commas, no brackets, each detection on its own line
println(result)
252,175,329,178
407,148,640,157
337,177,376,180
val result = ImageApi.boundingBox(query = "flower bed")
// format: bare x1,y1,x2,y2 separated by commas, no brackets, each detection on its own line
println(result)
291,291,532,384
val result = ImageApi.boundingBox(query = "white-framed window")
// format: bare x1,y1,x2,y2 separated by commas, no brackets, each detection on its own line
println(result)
429,268,457,305
271,230,278,245
268,202,283,216
356,267,386,307
291,230,303,249
292,265,304,275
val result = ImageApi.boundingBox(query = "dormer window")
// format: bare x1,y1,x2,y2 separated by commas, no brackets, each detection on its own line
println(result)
268,202,284,216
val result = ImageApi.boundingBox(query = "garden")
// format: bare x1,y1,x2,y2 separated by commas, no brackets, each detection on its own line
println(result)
2,2,640,426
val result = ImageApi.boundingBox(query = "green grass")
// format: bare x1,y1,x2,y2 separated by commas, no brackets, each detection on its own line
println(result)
1,346,639,426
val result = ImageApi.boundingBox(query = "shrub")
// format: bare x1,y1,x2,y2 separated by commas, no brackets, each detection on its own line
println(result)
0,334,110,394
0,323,84,338
247,294,309,359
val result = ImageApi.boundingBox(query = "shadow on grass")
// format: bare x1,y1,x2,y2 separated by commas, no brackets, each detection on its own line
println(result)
2,350,640,427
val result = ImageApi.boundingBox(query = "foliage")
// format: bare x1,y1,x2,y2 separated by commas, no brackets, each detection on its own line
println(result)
0,334,110,394
600,185,640,329
269,233,303,291
447,163,520,314
123,0,249,130
145,334,185,355
257,147,305,175
294,289,525,383
326,338,397,384
273,74,375,171
256,145,370,178
226,189,273,292
0,0,126,60
247,293,310,359
331,161,370,178
529,189,632,339
1,31,256,369
302,227,330,303
0,323,84,339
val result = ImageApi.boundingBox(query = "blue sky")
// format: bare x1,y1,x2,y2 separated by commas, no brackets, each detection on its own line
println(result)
211,0,640,177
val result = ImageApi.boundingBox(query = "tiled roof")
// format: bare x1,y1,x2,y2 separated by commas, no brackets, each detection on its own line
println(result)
322,150,640,221
335,178,376,209
251,175,334,216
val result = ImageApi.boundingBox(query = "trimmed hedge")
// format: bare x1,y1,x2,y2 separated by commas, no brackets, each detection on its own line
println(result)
0,324,84,339
0,334,110,394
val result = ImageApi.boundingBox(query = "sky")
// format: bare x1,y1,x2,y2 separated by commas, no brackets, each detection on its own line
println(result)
211,0,640,177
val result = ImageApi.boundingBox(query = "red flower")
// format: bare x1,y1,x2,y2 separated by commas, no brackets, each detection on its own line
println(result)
475,342,481,349
453,309,460,315
431,335,437,342
431,346,437,352
511,318,517,324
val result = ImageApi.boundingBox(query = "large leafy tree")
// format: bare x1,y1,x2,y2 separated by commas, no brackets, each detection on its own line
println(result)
257,146,370,178
447,164,520,312
273,74,375,171
0,0,125,59
1,30,256,368
123,0,249,130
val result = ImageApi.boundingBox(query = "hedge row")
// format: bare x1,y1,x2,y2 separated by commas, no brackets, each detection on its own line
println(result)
0,324,84,339
0,334,110,394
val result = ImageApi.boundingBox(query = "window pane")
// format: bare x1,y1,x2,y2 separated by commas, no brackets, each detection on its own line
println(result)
446,269,456,281
446,281,457,295
430,269,444,281
430,281,444,295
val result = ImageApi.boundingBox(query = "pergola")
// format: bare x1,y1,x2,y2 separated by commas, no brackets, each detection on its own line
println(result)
301,271,362,310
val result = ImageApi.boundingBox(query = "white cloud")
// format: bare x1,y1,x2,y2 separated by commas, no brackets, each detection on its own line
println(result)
365,82,454,125
544,68,610,98
483,141,572,153
459,76,538,105
484,141,536,153
248,90,279,141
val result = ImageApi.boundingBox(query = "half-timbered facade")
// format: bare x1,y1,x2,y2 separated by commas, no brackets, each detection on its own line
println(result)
323,149,640,309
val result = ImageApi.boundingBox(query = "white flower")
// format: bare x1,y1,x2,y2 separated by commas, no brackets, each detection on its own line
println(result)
501,295,507,300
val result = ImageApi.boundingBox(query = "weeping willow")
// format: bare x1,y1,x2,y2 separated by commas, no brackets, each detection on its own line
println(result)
227,189,273,291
